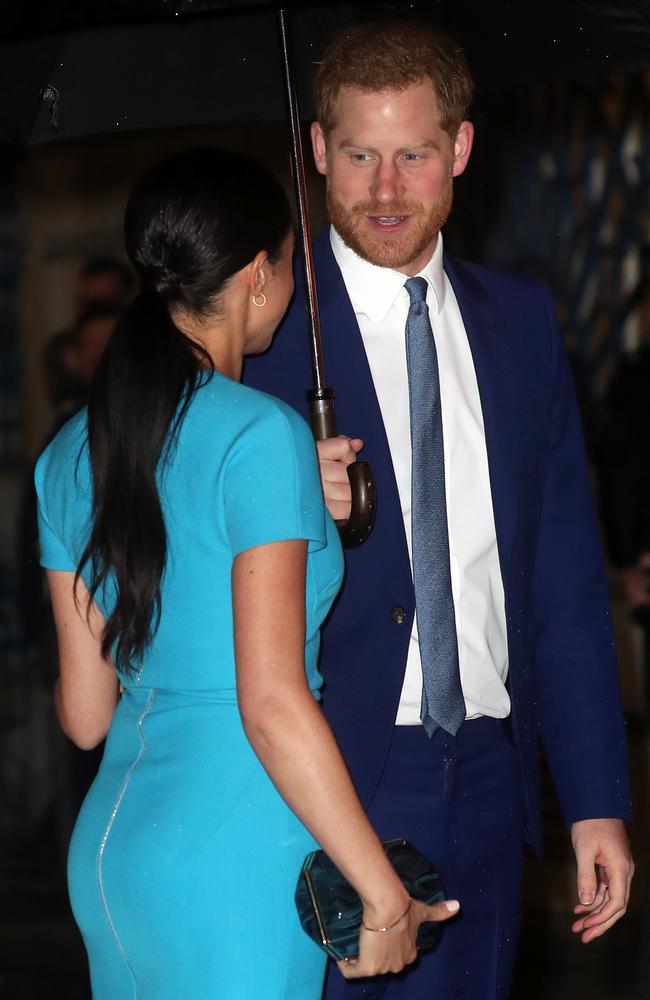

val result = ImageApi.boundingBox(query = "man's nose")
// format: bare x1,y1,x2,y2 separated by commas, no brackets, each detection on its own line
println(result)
370,161,404,203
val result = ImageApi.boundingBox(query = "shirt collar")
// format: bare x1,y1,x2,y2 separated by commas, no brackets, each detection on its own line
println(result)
329,224,446,324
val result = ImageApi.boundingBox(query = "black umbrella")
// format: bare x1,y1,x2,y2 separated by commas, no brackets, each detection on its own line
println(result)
2,0,649,545
2,0,650,149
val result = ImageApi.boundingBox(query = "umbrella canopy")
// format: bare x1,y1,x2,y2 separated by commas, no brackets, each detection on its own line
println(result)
1,1,650,147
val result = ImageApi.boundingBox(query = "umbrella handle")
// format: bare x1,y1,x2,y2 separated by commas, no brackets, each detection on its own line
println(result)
307,388,376,549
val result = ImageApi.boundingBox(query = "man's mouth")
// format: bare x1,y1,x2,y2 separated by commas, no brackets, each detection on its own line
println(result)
366,215,409,229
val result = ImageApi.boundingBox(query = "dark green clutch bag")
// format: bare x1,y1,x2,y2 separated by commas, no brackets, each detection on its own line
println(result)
295,838,445,961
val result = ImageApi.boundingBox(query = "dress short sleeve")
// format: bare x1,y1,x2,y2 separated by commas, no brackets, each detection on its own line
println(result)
34,452,77,571
224,400,326,557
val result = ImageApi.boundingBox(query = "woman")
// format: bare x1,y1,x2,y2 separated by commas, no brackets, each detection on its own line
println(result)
35,148,457,999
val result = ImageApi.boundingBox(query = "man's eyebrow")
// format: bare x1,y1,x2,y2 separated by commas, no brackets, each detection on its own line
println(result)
338,139,375,151
399,140,440,151
338,139,440,151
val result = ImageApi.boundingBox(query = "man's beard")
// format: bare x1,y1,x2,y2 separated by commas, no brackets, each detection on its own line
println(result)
327,183,453,270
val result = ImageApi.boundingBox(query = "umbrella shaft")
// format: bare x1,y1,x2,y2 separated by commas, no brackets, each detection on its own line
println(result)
278,8,327,392
306,386,337,441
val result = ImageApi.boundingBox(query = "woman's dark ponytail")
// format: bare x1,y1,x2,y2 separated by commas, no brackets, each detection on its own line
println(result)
77,289,208,670
77,148,292,672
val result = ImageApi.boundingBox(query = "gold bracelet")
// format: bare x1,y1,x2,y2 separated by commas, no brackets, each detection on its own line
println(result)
361,897,413,933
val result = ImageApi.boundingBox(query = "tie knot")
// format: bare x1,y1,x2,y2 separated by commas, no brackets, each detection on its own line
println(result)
404,276,428,307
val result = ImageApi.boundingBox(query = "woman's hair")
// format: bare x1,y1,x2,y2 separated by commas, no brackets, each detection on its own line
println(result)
77,147,292,672
313,21,474,139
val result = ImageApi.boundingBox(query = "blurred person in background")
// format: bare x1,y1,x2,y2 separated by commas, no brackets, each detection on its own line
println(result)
16,299,124,853
76,255,134,313
39,255,134,438
40,303,124,440
74,302,123,388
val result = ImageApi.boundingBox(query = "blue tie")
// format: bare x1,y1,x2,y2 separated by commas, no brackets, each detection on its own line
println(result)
404,277,465,737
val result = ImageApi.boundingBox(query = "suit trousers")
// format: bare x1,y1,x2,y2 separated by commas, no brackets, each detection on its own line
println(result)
323,717,525,1000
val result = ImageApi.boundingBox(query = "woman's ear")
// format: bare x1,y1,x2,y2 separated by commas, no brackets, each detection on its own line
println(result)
248,250,269,297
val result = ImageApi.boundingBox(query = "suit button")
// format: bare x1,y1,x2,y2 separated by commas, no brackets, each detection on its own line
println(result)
390,605,407,624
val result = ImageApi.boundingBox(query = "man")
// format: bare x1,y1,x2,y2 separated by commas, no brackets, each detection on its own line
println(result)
76,255,134,312
245,21,633,999
73,301,122,386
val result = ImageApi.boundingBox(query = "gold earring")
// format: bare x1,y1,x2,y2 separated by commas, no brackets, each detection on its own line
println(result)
252,293,267,308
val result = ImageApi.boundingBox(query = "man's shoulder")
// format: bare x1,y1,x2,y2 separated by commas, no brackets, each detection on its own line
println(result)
444,254,550,308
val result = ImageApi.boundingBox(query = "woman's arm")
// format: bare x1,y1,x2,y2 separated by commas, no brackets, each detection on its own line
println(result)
46,569,119,749
233,539,458,978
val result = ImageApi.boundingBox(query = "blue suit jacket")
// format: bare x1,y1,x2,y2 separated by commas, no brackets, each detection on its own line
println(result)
244,230,631,853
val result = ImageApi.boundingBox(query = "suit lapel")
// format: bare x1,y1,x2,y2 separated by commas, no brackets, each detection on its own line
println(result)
444,255,519,590
313,233,380,435
311,235,520,594
313,232,412,567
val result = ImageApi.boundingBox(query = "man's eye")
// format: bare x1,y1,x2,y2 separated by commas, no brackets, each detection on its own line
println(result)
351,153,371,162
402,152,421,162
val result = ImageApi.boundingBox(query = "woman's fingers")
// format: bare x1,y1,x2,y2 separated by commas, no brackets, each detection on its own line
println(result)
338,898,460,979
336,956,359,978
423,899,460,923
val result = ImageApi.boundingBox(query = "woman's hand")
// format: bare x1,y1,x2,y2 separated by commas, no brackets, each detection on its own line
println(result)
337,897,460,979
234,538,460,981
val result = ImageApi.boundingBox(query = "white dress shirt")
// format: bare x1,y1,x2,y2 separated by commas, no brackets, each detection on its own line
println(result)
330,226,510,724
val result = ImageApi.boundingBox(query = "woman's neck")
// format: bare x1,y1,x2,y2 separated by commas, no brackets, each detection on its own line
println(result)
172,309,245,382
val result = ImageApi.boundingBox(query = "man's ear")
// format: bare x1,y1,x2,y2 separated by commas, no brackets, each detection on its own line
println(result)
311,122,328,176
452,120,474,178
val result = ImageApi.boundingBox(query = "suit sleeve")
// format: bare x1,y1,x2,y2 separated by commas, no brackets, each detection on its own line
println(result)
530,289,631,825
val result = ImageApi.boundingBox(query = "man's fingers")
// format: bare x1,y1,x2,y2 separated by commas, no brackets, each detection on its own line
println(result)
317,437,364,523
573,902,628,943
320,460,356,486
579,866,627,926
573,879,608,915
321,464,353,520
321,472,353,500
573,830,601,906
572,885,610,925
327,500,355,522
316,435,363,466
572,855,632,942
576,863,598,907
570,819,634,942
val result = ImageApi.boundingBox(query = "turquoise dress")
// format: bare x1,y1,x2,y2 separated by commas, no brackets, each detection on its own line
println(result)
35,372,344,1000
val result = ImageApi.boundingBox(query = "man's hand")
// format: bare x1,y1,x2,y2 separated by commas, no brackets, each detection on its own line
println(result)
316,436,364,522
570,817,634,943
